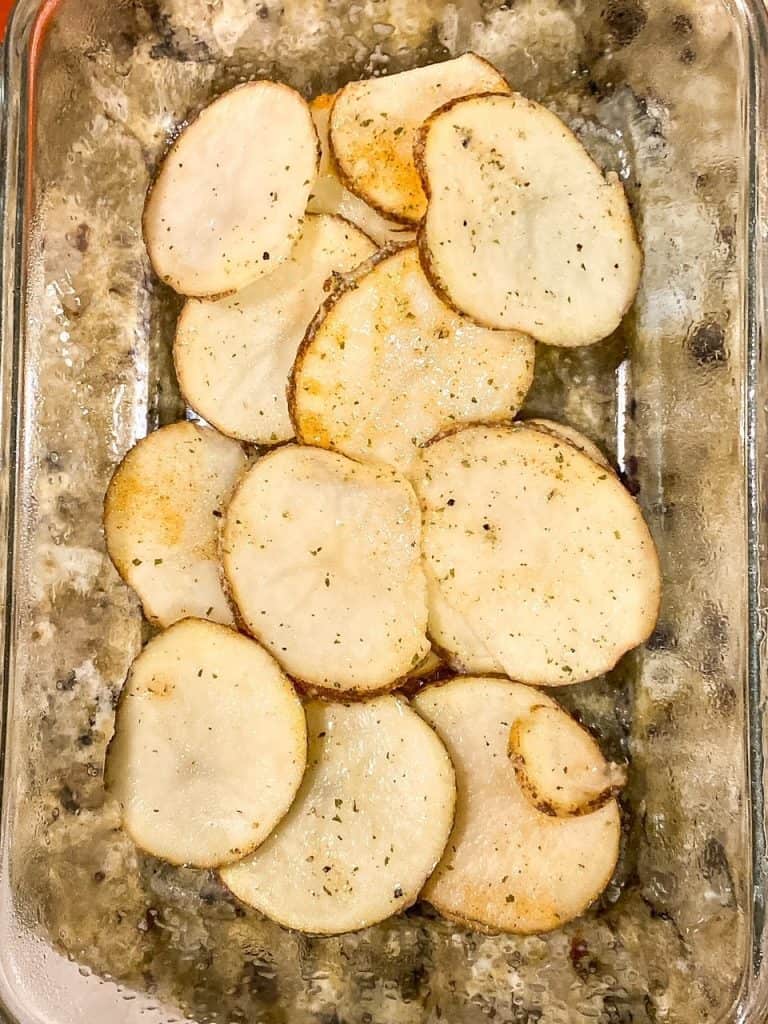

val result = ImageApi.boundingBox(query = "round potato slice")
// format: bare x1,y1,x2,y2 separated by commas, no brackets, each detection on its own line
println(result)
416,424,660,685
220,696,455,935
416,93,642,345
104,421,247,628
509,704,626,818
308,94,415,247
291,245,534,477
221,445,430,695
412,677,621,934
525,418,612,471
174,214,375,444
106,619,307,868
330,54,510,224
144,82,319,297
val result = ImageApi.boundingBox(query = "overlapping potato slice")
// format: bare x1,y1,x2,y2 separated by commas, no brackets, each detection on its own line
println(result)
144,82,319,296
525,418,612,471
416,424,660,684
221,445,429,694
425,576,503,674
330,54,510,224
509,703,626,817
106,619,307,868
104,421,246,628
407,648,444,681
174,214,375,444
416,93,642,345
308,94,415,246
413,677,621,933
220,696,455,935
291,245,534,477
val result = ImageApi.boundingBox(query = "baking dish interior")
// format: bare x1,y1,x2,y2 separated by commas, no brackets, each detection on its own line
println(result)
0,0,764,1022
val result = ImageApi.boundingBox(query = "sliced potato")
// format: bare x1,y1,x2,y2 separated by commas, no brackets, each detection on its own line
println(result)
509,704,626,817
330,54,510,224
221,445,429,694
308,94,415,246
106,619,307,868
174,214,375,444
104,421,246,628
291,245,534,477
525,418,612,471
426,573,502,674
413,677,621,933
144,82,319,297
220,696,455,934
416,93,642,345
407,648,444,681
416,424,660,685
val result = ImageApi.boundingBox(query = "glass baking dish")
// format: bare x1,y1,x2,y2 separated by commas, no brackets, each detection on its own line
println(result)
1,0,767,1021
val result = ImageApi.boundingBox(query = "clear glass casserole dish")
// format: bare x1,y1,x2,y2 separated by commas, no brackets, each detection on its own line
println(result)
1,0,767,1021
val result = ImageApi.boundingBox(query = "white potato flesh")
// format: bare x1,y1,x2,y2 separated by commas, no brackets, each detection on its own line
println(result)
407,648,443,681
413,677,621,933
174,214,375,444
106,619,307,868
104,421,246,628
426,571,502,674
417,93,642,345
525,419,612,471
509,704,626,818
308,94,415,246
221,696,455,934
144,82,319,296
291,245,534,477
221,445,429,694
330,54,510,224
416,424,660,685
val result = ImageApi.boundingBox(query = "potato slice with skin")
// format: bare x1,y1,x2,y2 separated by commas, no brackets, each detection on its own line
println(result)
291,245,534,477
413,677,621,934
221,445,429,695
330,54,510,224
416,424,660,685
106,619,307,868
144,82,319,297
525,418,612,472
509,704,627,818
220,696,455,935
174,214,375,444
104,421,246,628
416,93,642,345
309,94,415,247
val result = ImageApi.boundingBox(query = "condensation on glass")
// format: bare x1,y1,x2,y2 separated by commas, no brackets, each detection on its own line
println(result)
0,1,767,1022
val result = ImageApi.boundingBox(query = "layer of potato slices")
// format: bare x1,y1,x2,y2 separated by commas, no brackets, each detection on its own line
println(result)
106,619,307,868
291,245,534,477
416,93,642,345
525,418,612,471
104,421,246,628
220,696,455,934
221,445,430,695
509,703,626,817
416,424,660,684
308,94,415,246
144,82,319,297
413,677,621,933
174,214,375,444
330,54,510,224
